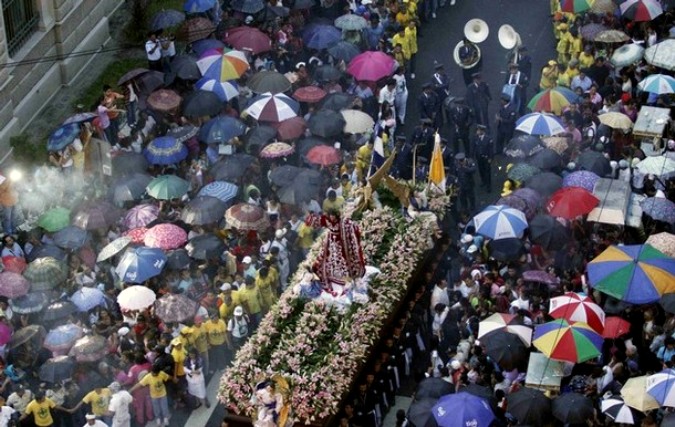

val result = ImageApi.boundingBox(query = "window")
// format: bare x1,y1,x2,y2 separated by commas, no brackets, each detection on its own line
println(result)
2,0,39,56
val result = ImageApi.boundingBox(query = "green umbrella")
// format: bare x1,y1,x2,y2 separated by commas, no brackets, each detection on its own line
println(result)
23,257,68,292
507,163,541,183
146,175,189,200
37,207,71,232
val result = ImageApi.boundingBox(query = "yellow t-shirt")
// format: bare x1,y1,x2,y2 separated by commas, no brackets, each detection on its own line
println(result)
236,286,262,314
391,33,411,60
82,389,111,416
297,222,314,250
171,347,187,376
139,371,170,399
219,298,236,320
569,36,583,55
191,324,209,353
405,26,418,54
205,319,227,346
578,52,595,69
322,196,345,213
25,399,56,427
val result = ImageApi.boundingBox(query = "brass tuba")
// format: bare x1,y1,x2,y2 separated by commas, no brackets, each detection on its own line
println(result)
454,19,488,69
498,24,522,50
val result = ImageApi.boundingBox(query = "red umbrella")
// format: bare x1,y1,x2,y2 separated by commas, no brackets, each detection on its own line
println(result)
225,203,269,231
1,256,26,274
144,224,188,250
293,86,327,103
124,227,149,244
223,26,272,54
274,117,307,141
147,89,182,112
306,145,342,166
546,187,599,219
347,51,396,82
0,272,30,298
603,317,631,339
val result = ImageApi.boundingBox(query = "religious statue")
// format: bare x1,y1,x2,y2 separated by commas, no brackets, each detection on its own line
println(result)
252,375,291,427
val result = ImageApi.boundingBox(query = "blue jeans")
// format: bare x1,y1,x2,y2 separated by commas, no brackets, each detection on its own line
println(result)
2,205,15,235
127,101,137,127
151,396,170,421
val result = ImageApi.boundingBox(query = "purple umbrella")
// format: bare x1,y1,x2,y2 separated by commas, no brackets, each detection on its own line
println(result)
523,270,560,285
124,204,160,229
641,197,675,225
497,194,538,220
563,170,600,192
511,188,543,208
0,272,30,298
72,200,122,230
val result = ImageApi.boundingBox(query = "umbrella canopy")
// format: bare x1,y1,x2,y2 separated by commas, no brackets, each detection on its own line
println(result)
496,194,537,220
116,246,167,283
116,68,150,86
580,23,609,40
155,293,199,323
199,116,247,144
144,224,188,250
70,287,105,312
269,165,303,187
341,109,375,134
549,292,605,333
244,125,277,151
111,152,149,176
515,113,565,136
560,0,593,13
527,87,578,115
525,172,563,197
622,376,660,412
26,245,66,263
170,55,202,80
124,227,149,245
245,92,299,122
507,163,541,182
644,39,675,70
552,393,594,424
523,269,560,285
39,356,76,383
303,25,342,50
647,232,675,258
47,124,80,152
260,142,295,158
69,335,108,362
541,136,570,155
320,92,354,110
546,187,599,219
146,175,189,200
635,156,675,177
209,153,256,181
646,369,675,407
186,233,226,260
611,43,645,67
147,89,182,112
308,109,346,138
223,26,272,55
347,51,396,82
528,148,562,170
638,74,675,94
620,0,663,21
62,112,97,126
473,205,528,240
334,13,368,30
415,377,455,400
277,175,321,205
192,38,226,56
42,300,77,322
53,226,89,249
123,204,160,230
483,330,528,370
588,244,675,304
577,150,612,176
225,203,269,231
432,393,495,427
136,70,166,94
72,200,121,230
197,181,238,203
327,40,361,63
181,196,228,225
182,90,223,117
486,238,525,262
598,112,633,130
195,77,239,102
297,137,330,158
150,9,185,30
96,236,133,263
2,256,26,274
563,170,600,192
306,145,342,166
185,0,216,12
10,292,48,314
24,257,67,291
231,0,265,13
293,86,327,103
38,207,71,232
591,0,616,13
274,117,307,141
0,272,30,298
117,285,157,311
407,398,438,427
642,196,675,225
508,388,551,426
505,134,543,159
601,396,643,425
9,325,45,350
603,316,631,339
144,136,188,165
166,249,191,270
247,70,292,94
595,29,630,43
533,319,603,363
197,49,249,80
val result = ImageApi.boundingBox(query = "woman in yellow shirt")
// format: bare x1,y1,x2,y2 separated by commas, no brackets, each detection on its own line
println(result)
170,339,188,409
578,47,595,69
405,20,418,78
539,60,559,90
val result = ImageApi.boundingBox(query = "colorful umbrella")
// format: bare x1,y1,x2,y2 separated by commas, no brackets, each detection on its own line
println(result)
245,92,299,122
620,0,663,21
260,142,295,158
38,207,71,232
598,112,633,129
116,246,167,283
601,396,644,425
611,43,645,67
341,109,375,134
123,204,159,230
146,175,189,200
641,196,675,225
347,51,396,82
195,77,239,102
549,292,605,333
225,203,269,231
197,181,238,203
546,187,599,219
527,87,578,115
293,86,327,103
70,287,105,312
124,227,149,244
24,257,69,290
53,226,89,249
96,236,133,263
0,272,30,298
155,293,199,323
645,39,675,71
473,205,528,240
47,124,80,152
647,369,675,407
181,196,228,225
69,335,108,362
515,113,566,136
197,49,249,80
10,292,49,314
647,232,675,258
199,116,247,144
1,256,26,274
144,136,188,165
432,393,495,427
560,0,593,13
223,26,272,55
72,200,121,230
638,74,675,94
477,312,532,346
117,285,157,311
44,324,84,354
144,224,188,250
533,319,603,363
622,376,660,412
147,89,182,112
588,244,675,304
562,170,600,192
39,356,76,383
603,316,631,339
247,71,293,95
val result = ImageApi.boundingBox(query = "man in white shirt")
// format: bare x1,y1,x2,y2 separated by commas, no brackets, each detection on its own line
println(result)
0,397,15,427
145,32,162,71
84,413,109,427
6,385,31,413
106,382,133,427
378,79,397,118
430,279,450,312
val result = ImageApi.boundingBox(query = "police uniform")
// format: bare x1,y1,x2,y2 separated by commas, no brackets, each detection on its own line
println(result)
466,73,491,129
445,97,474,156
412,119,435,161
471,125,494,192
418,83,441,129
454,152,477,213
495,94,518,153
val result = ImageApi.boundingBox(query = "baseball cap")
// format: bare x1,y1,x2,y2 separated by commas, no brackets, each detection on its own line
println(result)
242,256,252,264
220,283,232,292
234,306,244,316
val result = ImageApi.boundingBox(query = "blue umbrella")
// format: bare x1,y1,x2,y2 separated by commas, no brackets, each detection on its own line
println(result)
184,0,216,13
44,324,83,353
196,77,239,102
641,197,675,225
327,40,361,62
192,39,226,56
62,113,97,126
515,113,566,136
563,170,600,192
150,9,185,31
116,247,167,284
198,181,239,203
303,25,342,50
70,287,106,312
231,0,265,13
143,136,189,165
199,116,247,144
47,124,80,152
53,226,89,250
432,392,495,427
473,205,529,240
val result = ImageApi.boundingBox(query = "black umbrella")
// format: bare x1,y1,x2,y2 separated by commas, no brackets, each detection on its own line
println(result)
314,65,343,83
183,90,223,117
524,172,562,198
244,125,277,153
487,238,525,262
109,173,152,204
414,377,454,400
528,148,562,170
136,71,166,94
264,5,289,18
459,384,500,416
150,9,186,31
42,301,78,322
9,292,49,314
308,109,346,138
483,331,527,370
269,165,303,187
577,150,611,177
26,244,66,262
297,137,330,157
209,154,256,181
552,393,594,425
166,249,191,270
53,226,89,250
170,55,201,80
248,71,292,94
9,325,45,349
117,68,150,86
292,0,315,8
505,134,543,159
508,387,551,426
278,178,320,205
39,356,76,383
181,196,228,225
231,0,265,13
529,214,570,251
327,41,361,62
407,398,439,427
112,152,149,176
167,125,199,144
320,92,354,110
661,293,675,314
186,234,226,260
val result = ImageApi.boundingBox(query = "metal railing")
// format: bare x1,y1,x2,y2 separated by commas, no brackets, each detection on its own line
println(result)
2,0,39,56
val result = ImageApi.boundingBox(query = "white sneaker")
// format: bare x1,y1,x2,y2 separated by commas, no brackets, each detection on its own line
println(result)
451,0,456,4
432,12,437,18
411,73,415,79
163,418,170,426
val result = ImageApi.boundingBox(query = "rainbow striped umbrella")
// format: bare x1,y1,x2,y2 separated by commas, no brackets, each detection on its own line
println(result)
588,244,675,304
527,87,578,115
196,49,249,81
533,319,603,363
561,0,594,13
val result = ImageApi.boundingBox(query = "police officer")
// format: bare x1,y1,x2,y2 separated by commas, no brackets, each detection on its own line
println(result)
411,118,435,160
418,82,441,129
454,152,477,214
432,63,450,101
495,94,518,153
471,124,494,192
445,97,474,157
466,72,491,129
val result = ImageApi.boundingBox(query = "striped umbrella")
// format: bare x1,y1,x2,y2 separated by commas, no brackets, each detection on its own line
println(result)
245,92,299,122
560,0,593,13
533,319,603,363
638,74,675,94
549,292,605,333
620,0,663,21
601,396,643,425
143,136,188,165
197,181,238,203
588,244,675,304
195,77,239,101
527,87,578,115
473,205,528,240
515,113,566,136
477,312,532,346
646,369,675,407
197,49,249,81
622,376,660,412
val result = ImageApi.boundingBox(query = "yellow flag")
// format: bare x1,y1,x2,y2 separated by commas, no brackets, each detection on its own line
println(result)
428,132,446,190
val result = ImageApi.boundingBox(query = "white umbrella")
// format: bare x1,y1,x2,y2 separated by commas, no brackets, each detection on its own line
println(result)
117,285,157,311
610,43,644,67
636,156,675,176
601,396,643,424
341,109,375,134
644,39,675,71
646,369,675,407
473,205,528,240
638,74,675,94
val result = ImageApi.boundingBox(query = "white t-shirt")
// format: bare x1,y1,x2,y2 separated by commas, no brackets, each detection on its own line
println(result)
145,40,161,61
0,406,15,427
83,420,109,427
108,390,133,423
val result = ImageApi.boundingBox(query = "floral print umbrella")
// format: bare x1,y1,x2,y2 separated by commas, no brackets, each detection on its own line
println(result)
144,224,188,250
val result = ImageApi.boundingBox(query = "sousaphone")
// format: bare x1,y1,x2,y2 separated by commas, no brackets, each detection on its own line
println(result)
498,24,522,50
454,19,488,69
